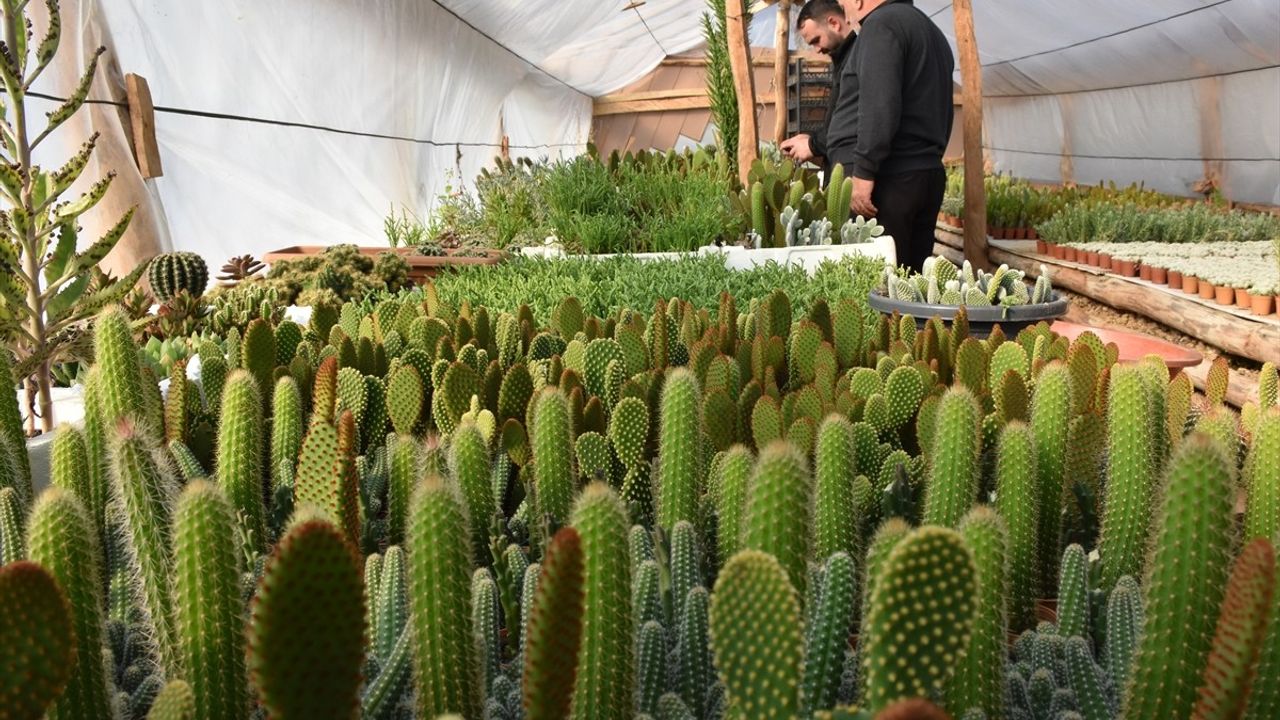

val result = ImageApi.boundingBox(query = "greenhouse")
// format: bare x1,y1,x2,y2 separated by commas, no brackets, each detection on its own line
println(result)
1,1,1278,719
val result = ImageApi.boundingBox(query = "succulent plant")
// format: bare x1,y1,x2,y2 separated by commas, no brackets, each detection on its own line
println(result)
216,254,266,286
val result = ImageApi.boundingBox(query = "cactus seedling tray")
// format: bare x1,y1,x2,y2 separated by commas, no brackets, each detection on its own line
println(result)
262,245,505,284
867,290,1069,338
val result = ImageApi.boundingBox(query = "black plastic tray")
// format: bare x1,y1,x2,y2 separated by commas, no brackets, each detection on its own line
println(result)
867,291,1070,339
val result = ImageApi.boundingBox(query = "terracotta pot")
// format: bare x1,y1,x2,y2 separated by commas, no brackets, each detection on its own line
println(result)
1052,245,1067,260
1235,287,1250,308
1215,285,1235,305
1064,247,1079,262
1087,251,1100,266
1199,282,1217,300
1151,266,1167,284
1028,228,1039,240
1117,260,1137,276
1182,275,1199,293
1036,239,1048,254
1168,270,1183,286
1099,253,1112,270
1139,264,1152,281
1254,294,1277,316
1015,227,1028,240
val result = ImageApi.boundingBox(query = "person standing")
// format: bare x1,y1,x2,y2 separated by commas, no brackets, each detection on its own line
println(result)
839,0,955,272
779,0,856,184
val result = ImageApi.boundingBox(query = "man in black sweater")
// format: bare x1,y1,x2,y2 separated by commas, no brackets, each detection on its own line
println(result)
840,0,955,271
779,0,855,182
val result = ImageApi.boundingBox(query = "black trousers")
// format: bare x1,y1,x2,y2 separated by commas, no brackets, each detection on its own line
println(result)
870,167,946,273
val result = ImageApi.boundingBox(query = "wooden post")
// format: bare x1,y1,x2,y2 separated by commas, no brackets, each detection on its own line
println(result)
726,0,759,186
124,73,163,178
773,0,792,145
952,0,988,269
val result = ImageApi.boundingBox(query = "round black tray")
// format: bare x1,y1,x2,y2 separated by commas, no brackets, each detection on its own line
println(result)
867,290,1070,339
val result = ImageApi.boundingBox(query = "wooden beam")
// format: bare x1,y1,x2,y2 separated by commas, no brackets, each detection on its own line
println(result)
595,88,710,104
953,0,987,270
662,50,827,67
726,0,759,185
772,0,792,145
124,73,162,178
593,92,776,117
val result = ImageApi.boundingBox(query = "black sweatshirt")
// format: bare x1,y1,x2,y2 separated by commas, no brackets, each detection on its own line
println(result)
847,0,955,180
809,31,857,172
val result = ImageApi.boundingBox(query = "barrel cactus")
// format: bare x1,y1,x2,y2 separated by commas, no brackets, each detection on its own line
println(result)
148,251,209,302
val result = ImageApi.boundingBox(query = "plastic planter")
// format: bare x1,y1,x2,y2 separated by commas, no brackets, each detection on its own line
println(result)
867,290,1069,339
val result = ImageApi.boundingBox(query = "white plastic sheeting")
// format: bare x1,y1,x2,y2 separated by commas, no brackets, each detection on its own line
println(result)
28,0,1280,270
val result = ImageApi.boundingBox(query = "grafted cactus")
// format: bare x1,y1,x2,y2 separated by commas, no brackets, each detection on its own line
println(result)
570,483,633,720
0,561,75,719
743,441,813,596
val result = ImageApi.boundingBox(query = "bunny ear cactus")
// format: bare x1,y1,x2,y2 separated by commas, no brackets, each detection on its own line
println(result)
0,561,76,719
248,510,366,720
294,410,361,548
923,386,981,528
523,527,586,720
743,441,813,597
711,550,804,719
386,364,424,436
861,526,976,715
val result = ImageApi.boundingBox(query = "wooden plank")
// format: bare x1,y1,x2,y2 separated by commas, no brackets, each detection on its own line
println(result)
953,0,987,270
593,92,776,117
124,73,163,178
595,88,709,105
772,0,792,145
726,0,759,185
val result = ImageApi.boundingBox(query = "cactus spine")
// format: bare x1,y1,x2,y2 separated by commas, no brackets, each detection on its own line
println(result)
711,550,803,719
532,388,576,528
0,561,75,719
1193,537,1275,720
216,370,265,556
923,387,981,528
947,507,1007,720
25,488,112,720
524,527,586,720
659,368,702,530
814,415,858,563
1100,365,1156,590
862,526,976,715
570,483,633,720
1030,363,1072,586
802,551,858,717
173,481,247,720
743,441,813,597
1122,434,1236,719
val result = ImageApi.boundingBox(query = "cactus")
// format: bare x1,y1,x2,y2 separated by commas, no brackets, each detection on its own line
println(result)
1057,544,1090,640
165,361,189,445
270,376,303,491
802,551,858,717
173,481,247,720
636,620,667,716
247,511,366,720
923,386,981,529
827,163,851,227
275,321,303,367
80,367,111,552
884,364,925,431
861,518,911,642
862,526,976,715
676,585,713,718
994,421,1039,633
575,431,610,482
570,483,633,720
25,488,112,720
148,251,208,302
1167,372,1194,449
1122,434,1236,720
1193,537,1275,720
0,561,75,719
659,368,702,530
1206,356,1230,407
1030,363,1072,586
523,527,585,720
385,434,417,546
670,520,702,630
243,318,277,413
713,445,753,567
110,418,181,675
1105,575,1143,698
743,441,813,597
947,507,1007,720
533,388,576,528
386,364,424,436
1064,636,1112,720
711,550,803,718
633,558,663,636
472,569,501,693
814,415,858,563
294,412,360,547
434,362,482,436
96,306,157,438
0,486,22,565
1099,365,1156,590
147,680,196,720
215,370,266,557
1245,410,1280,541
449,422,495,565
0,352,31,507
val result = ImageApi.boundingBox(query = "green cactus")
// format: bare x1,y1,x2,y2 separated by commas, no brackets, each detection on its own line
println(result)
248,510,366,720
884,364,926,431
633,558,663,635
148,251,208,302
275,321,304,367
670,520,701,627
216,370,265,557
1122,434,1236,720
814,415,858,563
270,376,303,492
637,620,668,716
711,550,803,719
923,386,981,528
173,481,247,720
988,341,1029,393
1245,409,1280,541
242,318,277,413
1193,537,1275,720
1205,356,1230,407
947,507,1007,720
1030,363,1072,587
1105,575,1143,698
1064,636,1113,720
524,527,585,720
95,306,156,438
994,421,1039,633
712,445,752,567
0,352,31,507
1100,364,1157,590
449,422,495,565
165,361,189,445
570,483,633,720
80,368,111,551
109,418,181,675
385,364,423,437
385,434,417,547
743,441,813,597
802,551,857,717
827,163,851,227
789,321,823,388
361,375,389,450
532,388,576,528
575,431,610,482
677,585,713,718
25,488,112,720
472,569,501,693
434,361,482,436
1057,544,1090,640
751,396,783,448
0,560,75,720
659,368,702,530
147,680,196,720
750,181,769,246
0,487,20,565
1167,372,1193,450
584,338,625,401
404,475,483,718
294,412,361,547
499,363,535,425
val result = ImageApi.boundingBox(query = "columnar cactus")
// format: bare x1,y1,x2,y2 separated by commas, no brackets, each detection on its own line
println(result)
0,561,75,719
25,488,112,720
1100,365,1156,590
712,445,753,567
243,318,277,413
216,370,265,556
148,251,208,302
1192,537,1275,720
1030,363,1072,586
95,306,156,437
570,483,633,720
173,481,247,720
861,518,911,641
0,351,32,506
923,386,981,528
165,361,188,445
994,421,1040,633
1122,434,1236,719
1244,409,1280,541
270,376,303,490
524,527,585,720
533,388,576,528
1065,636,1113,720
861,526,976,715
147,680,196,720
449,422,496,565
1057,544,1090,640
711,550,803,718
814,415,858,564
1167,372,1193,450
677,585,714,719
1105,575,1143,698
743,441,813,596
1247,542,1280,719
637,621,667,716
247,510,366,720
386,434,417,546
0,486,23,564
658,368,702,530
633,559,663,635
802,551,857,717
947,507,1008,720
472,569,501,693
670,520,701,630
294,412,360,547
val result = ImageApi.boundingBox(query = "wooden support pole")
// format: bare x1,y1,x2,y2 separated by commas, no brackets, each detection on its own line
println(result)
952,0,988,269
726,0,759,186
124,73,163,179
773,0,792,145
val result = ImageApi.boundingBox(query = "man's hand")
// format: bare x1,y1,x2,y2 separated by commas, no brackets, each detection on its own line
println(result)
851,176,877,217
780,134,815,163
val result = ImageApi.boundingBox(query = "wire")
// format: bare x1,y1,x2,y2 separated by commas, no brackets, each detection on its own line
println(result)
928,3,952,19
630,2,670,57
984,145,1280,163
19,90,581,150
427,0,581,93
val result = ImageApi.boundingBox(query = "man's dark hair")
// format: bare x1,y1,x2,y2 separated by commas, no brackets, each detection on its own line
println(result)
796,0,844,30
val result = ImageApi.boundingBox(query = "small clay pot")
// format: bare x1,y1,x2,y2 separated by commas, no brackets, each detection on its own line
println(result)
1200,282,1217,300
1183,275,1199,294
1015,227,1028,240
1028,228,1039,240
1235,287,1250,308
1036,239,1048,254
1099,253,1113,270
1215,285,1235,305
1168,270,1183,286
1253,294,1276,316
1087,251,1100,266
1064,247,1079,262
1052,245,1067,260
1151,266,1167,284
1139,264,1152,281
1117,260,1137,276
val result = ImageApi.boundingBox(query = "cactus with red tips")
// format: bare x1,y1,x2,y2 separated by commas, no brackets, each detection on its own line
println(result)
1193,537,1275,720
523,527,586,720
